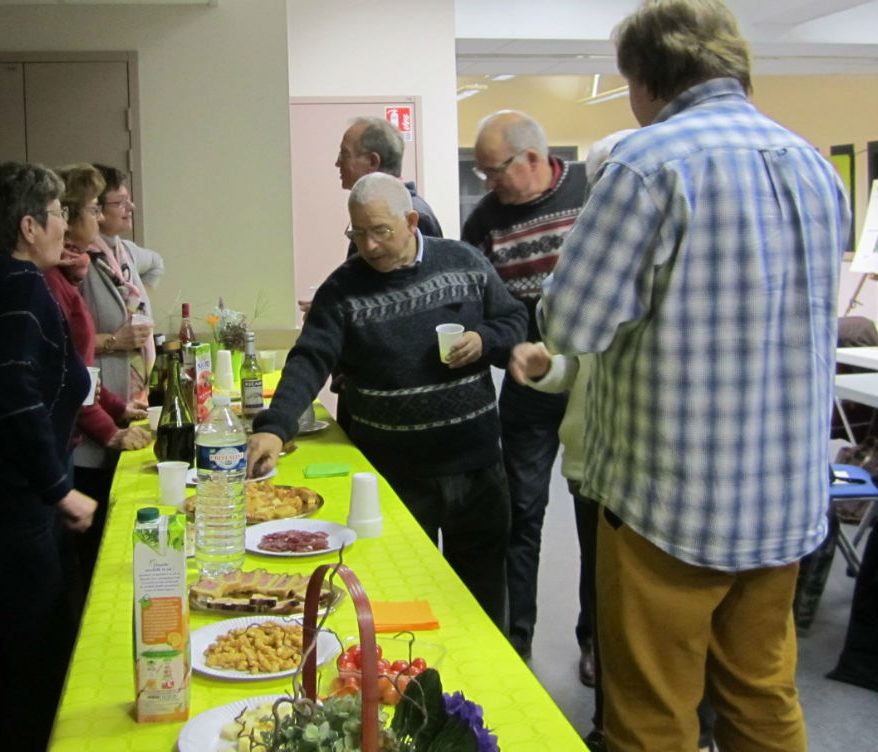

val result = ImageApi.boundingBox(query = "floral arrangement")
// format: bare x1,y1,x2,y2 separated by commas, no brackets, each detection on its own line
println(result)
206,297,247,351
438,691,499,752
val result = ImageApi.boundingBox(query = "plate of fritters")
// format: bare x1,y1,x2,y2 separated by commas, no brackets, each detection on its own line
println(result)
184,481,323,524
191,616,339,680
189,567,344,616
178,694,290,752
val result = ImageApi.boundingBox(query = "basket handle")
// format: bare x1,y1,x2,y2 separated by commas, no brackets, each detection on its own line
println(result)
303,563,379,752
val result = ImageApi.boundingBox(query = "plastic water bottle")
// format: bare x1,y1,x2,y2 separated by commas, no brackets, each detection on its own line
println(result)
194,394,246,575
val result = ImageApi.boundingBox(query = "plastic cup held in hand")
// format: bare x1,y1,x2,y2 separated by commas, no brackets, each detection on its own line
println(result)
435,323,464,364
347,472,382,538
257,350,277,373
157,460,189,509
83,366,100,405
147,405,163,433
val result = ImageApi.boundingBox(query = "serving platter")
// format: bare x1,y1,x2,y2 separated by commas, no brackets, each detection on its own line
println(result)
191,616,338,681
245,519,357,558
178,694,287,752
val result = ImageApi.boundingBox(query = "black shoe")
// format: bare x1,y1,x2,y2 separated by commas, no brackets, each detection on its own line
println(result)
578,642,596,687
508,634,532,660
583,728,606,752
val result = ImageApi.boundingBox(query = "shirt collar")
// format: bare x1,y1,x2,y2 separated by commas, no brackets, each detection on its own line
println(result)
654,77,748,124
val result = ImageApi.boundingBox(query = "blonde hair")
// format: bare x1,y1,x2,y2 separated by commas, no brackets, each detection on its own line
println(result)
614,0,751,100
55,163,106,223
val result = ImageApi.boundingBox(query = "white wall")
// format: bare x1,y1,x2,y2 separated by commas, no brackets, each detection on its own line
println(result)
0,0,296,340
287,0,460,238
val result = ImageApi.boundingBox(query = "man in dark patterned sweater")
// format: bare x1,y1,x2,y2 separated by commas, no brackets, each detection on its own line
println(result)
249,173,527,626
462,110,592,672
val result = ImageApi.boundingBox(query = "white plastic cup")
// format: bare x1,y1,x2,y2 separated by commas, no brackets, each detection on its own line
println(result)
157,460,190,509
83,366,100,405
435,323,464,364
147,405,163,432
257,349,277,373
347,472,382,538
214,349,235,391
298,402,316,430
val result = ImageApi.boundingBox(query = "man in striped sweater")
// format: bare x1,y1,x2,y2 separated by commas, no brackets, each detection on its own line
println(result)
249,173,527,626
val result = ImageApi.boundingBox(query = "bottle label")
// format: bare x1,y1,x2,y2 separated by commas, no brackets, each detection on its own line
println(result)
196,443,247,472
241,378,264,412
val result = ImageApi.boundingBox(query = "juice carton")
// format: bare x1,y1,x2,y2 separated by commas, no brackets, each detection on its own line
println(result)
132,507,190,722
194,341,213,423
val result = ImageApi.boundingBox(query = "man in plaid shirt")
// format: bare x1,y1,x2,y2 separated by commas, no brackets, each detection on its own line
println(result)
539,2,850,750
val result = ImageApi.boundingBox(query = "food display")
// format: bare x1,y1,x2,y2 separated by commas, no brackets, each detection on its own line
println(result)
258,528,330,553
325,641,432,706
184,481,323,524
203,620,304,675
218,698,293,752
189,567,343,615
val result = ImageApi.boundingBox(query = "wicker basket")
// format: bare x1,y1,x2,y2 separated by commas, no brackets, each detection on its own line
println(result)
301,563,380,752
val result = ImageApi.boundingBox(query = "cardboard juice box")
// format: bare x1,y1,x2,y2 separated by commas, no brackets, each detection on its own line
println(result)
132,508,190,722
194,341,213,423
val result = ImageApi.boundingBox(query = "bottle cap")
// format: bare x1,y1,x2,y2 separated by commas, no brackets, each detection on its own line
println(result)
137,507,160,522
181,303,190,317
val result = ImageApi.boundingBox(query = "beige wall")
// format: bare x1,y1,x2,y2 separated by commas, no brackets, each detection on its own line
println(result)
0,1,296,342
458,73,878,317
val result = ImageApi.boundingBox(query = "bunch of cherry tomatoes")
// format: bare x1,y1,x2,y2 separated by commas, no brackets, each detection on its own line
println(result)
325,642,429,706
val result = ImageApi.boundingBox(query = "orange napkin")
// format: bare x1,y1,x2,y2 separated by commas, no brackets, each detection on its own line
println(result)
371,600,439,632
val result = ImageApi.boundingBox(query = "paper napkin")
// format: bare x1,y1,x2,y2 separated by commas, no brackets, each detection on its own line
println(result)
303,463,351,478
371,600,439,632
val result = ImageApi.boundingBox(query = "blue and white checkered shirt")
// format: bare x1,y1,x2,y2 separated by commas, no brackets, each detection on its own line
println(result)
541,78,850,570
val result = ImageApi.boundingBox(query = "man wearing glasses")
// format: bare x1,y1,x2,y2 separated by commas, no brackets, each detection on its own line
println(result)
462,110,592,678
249,173,527,627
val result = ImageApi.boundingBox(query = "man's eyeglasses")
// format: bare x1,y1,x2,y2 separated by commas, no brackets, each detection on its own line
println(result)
46,207,69,221
103,199,135,209
471,150,526,181
344,225,395,243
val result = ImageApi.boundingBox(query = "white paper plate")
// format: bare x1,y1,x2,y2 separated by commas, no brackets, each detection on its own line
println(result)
178,694,288,752
191,616,338,680
246,519,357,558
297,420,330,435
186,467,277,486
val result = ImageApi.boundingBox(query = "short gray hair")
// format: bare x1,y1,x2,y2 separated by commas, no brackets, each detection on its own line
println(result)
0,161,64,256
476,110,549,159
348,173,412,219
351,117,405,177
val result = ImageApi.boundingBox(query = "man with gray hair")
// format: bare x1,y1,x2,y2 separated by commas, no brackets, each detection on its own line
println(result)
336,116,442,250
249,173,527,626
541,1,850,749
462,109,592,677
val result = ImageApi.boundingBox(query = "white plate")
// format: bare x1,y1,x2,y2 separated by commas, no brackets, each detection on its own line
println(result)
191,616,339,680
297,420,330,435
246,519,357,558
178,694,288,752
186,467,277,486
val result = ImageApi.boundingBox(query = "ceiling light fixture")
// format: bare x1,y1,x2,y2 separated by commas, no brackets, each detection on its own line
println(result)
457,84,488,101
577,73,629,105
491,74,516,81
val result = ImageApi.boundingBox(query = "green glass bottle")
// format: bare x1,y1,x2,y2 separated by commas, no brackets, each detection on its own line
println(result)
240,330,264,431
154,342,196,466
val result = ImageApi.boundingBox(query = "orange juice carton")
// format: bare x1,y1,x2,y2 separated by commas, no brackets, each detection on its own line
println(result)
132,507,190,722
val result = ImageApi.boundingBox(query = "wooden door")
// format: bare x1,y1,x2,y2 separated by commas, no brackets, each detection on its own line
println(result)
0,63,27,162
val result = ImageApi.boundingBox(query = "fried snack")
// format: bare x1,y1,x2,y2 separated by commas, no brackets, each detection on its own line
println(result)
184,482,323,523
204,621,304,674
220,700,293,752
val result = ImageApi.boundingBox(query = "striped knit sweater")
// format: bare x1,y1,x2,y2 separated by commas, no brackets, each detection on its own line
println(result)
254,237,528,478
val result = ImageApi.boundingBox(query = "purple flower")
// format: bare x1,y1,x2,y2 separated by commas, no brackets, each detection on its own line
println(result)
442,692,499,752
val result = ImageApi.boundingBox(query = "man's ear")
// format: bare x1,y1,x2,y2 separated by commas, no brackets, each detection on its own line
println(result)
368,152,382,171
406,210,420,233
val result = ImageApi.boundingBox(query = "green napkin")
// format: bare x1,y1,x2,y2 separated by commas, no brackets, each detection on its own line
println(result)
303,463,351,478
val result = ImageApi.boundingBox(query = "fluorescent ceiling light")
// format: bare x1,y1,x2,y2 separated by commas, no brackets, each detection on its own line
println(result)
577,73,628,105
491,74,516,81
457,83,487,101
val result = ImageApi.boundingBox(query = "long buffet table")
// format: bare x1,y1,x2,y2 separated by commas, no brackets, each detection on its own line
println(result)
50,402,586,751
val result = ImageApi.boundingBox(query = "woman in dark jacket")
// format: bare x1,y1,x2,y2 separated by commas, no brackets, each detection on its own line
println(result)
0,161,98,751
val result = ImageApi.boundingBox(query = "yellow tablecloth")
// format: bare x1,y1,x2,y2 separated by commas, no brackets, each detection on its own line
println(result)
50,404,585,751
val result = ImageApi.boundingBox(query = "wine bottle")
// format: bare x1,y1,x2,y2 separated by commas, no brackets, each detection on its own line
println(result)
240,331,264,431
178,302,195,345
154,342,196,466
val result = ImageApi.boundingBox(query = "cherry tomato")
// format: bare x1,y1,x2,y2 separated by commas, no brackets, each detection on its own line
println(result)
410,657,428,674
390,659,409,674
336,655,359,673
396,673,411,696
377,675,399,706
376,658,392,675
374,644,383,660
344,644,363,668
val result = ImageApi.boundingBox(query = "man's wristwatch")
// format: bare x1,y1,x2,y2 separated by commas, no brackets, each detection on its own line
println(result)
103,334,117,353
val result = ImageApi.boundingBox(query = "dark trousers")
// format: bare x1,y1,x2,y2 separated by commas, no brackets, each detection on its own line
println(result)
0,495,77,752
500,376,566,647
380,460,511,628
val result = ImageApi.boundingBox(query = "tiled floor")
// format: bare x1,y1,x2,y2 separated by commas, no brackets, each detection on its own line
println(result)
526,454,878,749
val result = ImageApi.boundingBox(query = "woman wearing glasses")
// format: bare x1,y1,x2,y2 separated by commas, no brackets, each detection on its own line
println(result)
0,161,98,751
44,163,151,597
